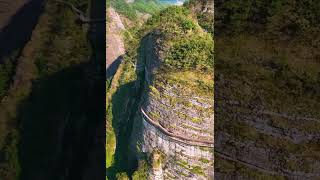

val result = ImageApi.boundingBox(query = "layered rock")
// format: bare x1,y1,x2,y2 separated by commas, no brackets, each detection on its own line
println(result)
215,96,320,179
137,31,214,179
214,36,320,179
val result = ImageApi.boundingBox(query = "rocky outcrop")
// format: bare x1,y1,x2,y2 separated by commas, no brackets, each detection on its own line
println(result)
136,32,214,179
215,98,320,179
106,7,125,78
187,0,213,13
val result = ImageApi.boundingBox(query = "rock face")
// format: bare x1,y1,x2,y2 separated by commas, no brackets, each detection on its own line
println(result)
137,33,214,180
106,7,125,77
214,37,320,179
214,96,320,179
188,0,213,13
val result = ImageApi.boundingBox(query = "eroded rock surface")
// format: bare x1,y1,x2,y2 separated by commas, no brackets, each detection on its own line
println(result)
106,7,125,77
137,32,214,180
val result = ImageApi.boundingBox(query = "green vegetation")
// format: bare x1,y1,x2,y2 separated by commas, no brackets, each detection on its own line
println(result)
215,0,320,116
150,149,166,169
0,52,18,99
142,6,213,71
107,3,214,179
108,0,137,20
165,33,213,71
177,159,205,176
106,59,138,179
190,165,205,176
215,0,320,36
217,34,320,116
108,0,165,20
0,0,94,179
132,0,166,15
184,0,213,35
199,157,210,164
177,159,189,169
116,172,130,180
0,53,20,179
132,160,148,180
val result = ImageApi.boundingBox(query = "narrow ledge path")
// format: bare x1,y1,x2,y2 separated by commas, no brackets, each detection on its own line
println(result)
141,108,214,148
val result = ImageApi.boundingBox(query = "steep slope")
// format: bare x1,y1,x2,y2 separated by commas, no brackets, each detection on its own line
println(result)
106,1,166,179
214,0,320,179
215,37,320,180
106,7,125,78
131,6,214,179
185,0,213,35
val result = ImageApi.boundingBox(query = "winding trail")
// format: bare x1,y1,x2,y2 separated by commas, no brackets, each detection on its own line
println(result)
106,7,125,78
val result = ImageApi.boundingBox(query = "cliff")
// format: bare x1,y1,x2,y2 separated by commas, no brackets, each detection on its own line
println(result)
215,36,320,179
214,3,320,176
131,6,214,179
106,7,125,78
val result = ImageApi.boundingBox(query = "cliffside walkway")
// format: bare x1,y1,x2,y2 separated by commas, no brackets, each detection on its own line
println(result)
142,101,320,177
141,108,214,148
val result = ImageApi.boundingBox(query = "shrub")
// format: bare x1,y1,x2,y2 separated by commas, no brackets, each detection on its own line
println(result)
132,160,148,180
116,172,129,180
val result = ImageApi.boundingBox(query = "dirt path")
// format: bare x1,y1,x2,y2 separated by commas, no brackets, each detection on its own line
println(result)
106,7,125,78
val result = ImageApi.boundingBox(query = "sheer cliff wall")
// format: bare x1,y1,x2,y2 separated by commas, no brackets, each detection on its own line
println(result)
135,31,214,179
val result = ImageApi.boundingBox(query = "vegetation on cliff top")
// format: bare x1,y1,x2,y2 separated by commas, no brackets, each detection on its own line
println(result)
140,6,214,99
143,6,213,72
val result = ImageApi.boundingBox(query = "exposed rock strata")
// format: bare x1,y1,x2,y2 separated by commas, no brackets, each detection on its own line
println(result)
215,85,320,179
137,32,214,179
